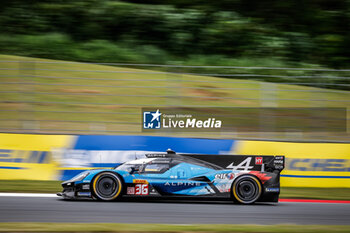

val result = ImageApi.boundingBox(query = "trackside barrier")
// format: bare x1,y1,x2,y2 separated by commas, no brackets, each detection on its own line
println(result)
0,133,73,180
0,133,349,187
235,141,350,187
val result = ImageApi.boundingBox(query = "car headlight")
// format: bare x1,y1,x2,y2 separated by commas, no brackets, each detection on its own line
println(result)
70,171,90,182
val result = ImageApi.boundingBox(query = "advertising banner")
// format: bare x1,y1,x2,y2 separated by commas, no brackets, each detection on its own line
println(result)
0,133,349,187
0,133,74,180
235,141,350,187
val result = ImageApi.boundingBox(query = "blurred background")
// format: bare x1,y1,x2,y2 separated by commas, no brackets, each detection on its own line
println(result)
1,0,350,68
0,0,350,142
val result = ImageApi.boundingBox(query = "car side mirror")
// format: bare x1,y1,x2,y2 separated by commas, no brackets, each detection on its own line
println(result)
128,167,139,174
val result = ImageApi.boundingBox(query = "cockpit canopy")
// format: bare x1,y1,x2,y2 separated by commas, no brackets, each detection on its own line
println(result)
115,154,222,174
115,158,171,174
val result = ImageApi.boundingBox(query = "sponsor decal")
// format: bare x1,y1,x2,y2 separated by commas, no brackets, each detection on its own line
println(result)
165,182,200,186
127,187,135,195
265,188,280,192
144,168,159,172
215,173,235,180
227,173,235,179
215,174,226,179
77,192,91,196
255,157,263,165
146,154,167,158
133,179,148,184
135,184,149,195
274,165,284,170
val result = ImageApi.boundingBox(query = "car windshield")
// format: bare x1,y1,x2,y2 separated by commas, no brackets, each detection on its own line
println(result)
114,158,155,171
115,163,141,171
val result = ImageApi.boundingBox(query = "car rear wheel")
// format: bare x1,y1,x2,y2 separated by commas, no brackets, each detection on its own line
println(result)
232,175,262,204
92,172,123,201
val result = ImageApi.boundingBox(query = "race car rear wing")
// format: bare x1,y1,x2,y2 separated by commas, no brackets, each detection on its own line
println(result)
180,154,285,173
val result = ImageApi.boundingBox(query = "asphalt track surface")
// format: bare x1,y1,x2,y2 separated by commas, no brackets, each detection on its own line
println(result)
1,195,350,225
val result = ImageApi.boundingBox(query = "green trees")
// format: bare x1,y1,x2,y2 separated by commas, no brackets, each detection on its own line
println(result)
0,0,349,69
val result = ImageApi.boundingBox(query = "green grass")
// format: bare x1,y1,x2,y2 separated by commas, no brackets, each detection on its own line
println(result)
280,187,350,200
0,180,61,193
1,180,349,200
0,54,349,140
0,223,350,232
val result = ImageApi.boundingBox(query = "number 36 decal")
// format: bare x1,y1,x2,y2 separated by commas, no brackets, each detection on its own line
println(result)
135,184,149,195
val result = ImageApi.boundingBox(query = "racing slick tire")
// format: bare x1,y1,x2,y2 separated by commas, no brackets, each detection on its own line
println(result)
232,175,262,204
91,172,123,201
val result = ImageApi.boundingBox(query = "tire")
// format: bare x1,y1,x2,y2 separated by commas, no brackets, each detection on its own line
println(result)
232,175,262,204
92,172,123,201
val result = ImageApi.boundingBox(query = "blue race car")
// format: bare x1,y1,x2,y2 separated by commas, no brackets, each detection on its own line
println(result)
58,150,284,204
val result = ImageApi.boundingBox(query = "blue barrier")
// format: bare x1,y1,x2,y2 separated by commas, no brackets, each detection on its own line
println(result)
74,135,235,154
58,135,236,180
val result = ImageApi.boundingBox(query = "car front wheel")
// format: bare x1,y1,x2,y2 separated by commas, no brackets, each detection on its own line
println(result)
92,172,123,201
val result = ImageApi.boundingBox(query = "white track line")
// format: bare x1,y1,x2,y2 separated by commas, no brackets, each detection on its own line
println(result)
0,193,57,197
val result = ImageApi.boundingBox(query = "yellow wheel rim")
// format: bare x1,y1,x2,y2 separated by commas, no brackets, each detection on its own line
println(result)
93,173,122,200
233,176,261,204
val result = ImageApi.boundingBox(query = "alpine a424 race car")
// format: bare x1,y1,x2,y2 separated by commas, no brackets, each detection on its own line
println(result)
58,150,285,204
